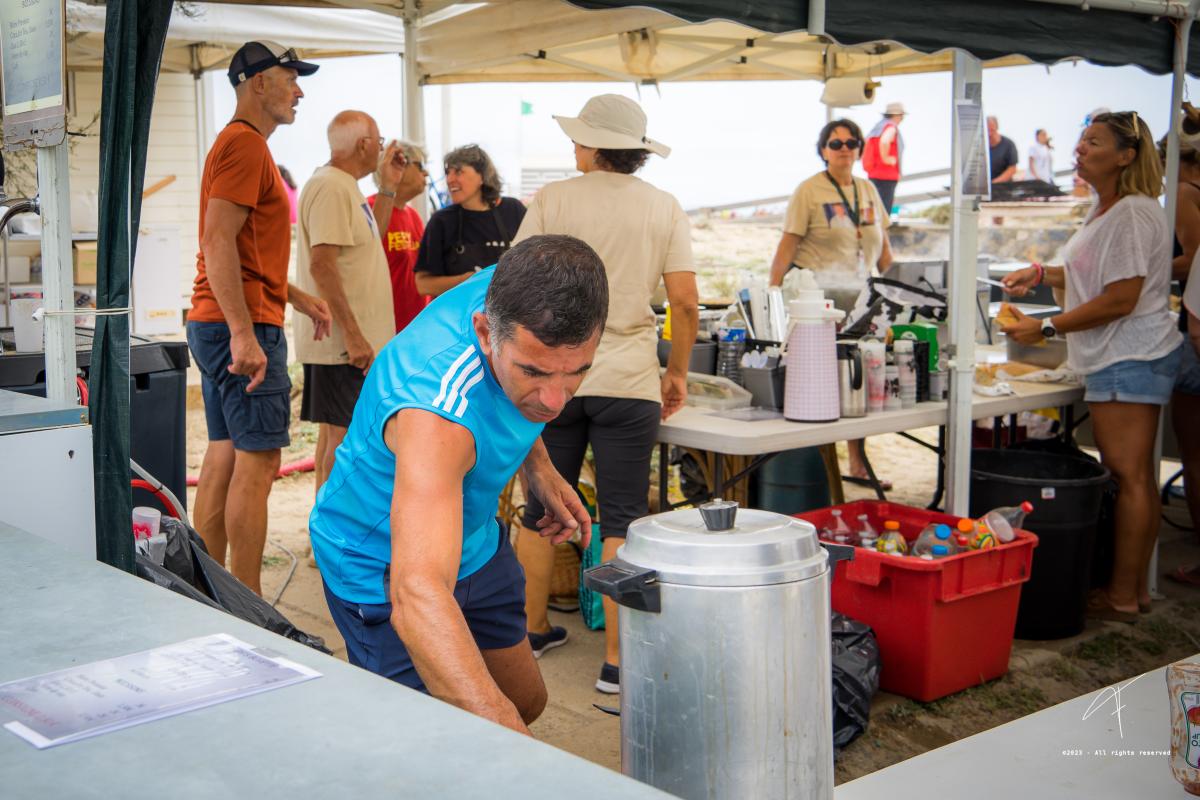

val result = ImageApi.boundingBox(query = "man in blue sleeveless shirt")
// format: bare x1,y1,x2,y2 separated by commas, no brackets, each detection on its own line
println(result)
310,235,607,735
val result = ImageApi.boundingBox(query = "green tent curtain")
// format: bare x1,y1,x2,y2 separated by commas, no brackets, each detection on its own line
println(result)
572,0,1199,77
91,0,174,571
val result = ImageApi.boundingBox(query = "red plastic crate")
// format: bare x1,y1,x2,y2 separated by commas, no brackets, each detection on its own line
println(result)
796,500,1038,702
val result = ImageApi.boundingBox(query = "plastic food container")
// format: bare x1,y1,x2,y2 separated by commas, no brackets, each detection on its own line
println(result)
797,500,1037,702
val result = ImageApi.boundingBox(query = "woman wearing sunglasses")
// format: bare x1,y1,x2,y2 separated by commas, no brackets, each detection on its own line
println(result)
769,118,894,486
769,118,893,288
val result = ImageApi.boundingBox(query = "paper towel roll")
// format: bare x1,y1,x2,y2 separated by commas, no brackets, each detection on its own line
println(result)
820,77,877,107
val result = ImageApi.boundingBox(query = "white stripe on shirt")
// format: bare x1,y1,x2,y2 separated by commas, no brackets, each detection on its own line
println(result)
432,345,477,408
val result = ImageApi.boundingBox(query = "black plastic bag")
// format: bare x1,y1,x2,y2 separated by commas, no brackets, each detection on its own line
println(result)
832,611,881,750
134,517,330,654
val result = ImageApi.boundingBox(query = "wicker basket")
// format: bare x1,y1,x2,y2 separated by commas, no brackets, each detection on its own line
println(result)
549,542,581,609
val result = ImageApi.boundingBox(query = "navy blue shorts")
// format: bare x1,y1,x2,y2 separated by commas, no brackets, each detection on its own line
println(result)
322,526,527,691
186,321,291,451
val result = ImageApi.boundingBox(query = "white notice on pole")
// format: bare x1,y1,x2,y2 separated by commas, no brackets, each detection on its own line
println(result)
0,633,321,748
956,100,990,200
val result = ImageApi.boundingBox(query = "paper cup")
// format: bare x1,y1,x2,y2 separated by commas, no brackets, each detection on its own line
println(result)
11,298,44,352
1167,659,1200,795
132,506,162,541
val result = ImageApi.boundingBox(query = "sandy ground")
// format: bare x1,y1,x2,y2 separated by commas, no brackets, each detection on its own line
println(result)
176,218,1200,781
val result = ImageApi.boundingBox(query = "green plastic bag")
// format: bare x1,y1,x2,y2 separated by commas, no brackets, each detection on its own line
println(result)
579,523,605,630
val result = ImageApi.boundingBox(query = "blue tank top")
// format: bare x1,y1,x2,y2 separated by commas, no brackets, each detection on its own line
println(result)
310,268,544,603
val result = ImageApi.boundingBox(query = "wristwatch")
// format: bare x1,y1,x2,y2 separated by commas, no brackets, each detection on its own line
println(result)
378,189,397,199
1041,318,1058,339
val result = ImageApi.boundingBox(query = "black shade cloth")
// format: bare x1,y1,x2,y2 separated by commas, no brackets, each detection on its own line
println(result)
571,0,1200,77
91,0,174,571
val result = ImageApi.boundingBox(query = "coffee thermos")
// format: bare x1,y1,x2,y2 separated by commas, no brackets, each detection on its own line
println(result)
836,340,866,418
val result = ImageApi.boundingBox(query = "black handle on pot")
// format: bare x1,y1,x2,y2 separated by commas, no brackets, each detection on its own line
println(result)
583,558,661,613
821,541,856,571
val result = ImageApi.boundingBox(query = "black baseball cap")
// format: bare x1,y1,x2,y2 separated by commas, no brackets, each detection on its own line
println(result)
227,41,319,87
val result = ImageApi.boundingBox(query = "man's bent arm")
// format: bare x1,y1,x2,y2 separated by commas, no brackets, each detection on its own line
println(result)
384,409,529,734
201,198,254,335
308,244,367,343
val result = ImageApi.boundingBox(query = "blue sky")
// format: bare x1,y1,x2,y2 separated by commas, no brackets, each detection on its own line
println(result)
208,55,1200,210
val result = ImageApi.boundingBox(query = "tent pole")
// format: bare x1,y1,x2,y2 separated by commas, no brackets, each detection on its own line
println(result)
402,10,428,218
37,143,75,406
945,50,982,516
1165,17,1191,228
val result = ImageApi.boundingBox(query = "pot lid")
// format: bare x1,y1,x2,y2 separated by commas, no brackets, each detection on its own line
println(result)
618,500,827,587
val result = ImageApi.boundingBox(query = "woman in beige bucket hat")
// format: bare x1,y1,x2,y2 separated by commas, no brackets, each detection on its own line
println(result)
512,94,700,694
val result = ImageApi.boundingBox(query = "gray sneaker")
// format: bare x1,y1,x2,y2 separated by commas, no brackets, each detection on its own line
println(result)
595,662,620,694
528,626,568,659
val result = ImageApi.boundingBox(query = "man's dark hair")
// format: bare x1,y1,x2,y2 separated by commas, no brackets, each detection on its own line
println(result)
595,148,650,175
486,235,608,347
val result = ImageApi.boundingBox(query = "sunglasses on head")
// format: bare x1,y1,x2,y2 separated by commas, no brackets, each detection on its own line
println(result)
826,138,861,151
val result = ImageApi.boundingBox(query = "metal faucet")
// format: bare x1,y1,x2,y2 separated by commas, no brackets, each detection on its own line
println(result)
0,196,40,234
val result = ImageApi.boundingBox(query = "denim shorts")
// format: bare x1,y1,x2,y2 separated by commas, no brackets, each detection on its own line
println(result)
1084,344,1183,405
322,525,527,691
186,321,291,451
1176,340,1200,396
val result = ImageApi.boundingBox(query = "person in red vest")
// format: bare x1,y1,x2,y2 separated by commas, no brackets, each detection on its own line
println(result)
863,102,905,212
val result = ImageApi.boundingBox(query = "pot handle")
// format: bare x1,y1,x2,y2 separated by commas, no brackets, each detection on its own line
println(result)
583,558,661,613
821,541,856,574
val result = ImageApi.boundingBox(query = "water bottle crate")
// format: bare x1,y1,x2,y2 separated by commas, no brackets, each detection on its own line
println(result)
796,500,1038,702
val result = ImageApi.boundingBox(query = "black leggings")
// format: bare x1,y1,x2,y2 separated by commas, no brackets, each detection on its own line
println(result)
521,396,661,540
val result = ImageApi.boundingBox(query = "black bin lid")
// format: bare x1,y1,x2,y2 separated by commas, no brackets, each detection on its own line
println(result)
0,326,189,386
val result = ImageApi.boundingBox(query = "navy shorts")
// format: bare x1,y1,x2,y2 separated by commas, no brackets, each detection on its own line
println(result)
1083,344,1182,406
1176,340,1200,396
521,396,661,540
322,526,527,691
186,321,291,451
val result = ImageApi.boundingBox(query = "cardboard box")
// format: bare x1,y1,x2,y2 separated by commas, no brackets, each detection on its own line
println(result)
3,255,31,283
73,241,98,284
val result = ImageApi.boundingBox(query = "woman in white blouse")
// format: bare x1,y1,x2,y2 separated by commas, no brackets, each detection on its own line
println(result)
1002,111,1182,622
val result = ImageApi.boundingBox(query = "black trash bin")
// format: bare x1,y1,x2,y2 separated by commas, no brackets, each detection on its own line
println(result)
0,326,190,516
970,449,1111,640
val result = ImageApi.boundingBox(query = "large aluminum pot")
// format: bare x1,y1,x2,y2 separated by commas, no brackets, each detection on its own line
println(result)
585,500,853,800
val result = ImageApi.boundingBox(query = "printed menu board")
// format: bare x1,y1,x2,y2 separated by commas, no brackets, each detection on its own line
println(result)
0,0,64,116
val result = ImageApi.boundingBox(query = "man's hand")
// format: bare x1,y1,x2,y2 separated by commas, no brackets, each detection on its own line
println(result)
522,439,593,546
378,143,407,193
1000,306,1044,345
228,330,268,392
345,330,376,374
661,370,688,419
291,288,333,340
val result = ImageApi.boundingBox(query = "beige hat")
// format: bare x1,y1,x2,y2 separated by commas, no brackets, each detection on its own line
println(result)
554,94,671,158
885,102,906,116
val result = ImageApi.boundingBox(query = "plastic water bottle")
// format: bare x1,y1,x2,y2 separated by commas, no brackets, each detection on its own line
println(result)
856,514,878,549
875,520,907,555
979,501,1032,544
911,523,954,557
962,518,995,550
826,509,852,543
717,324,747,386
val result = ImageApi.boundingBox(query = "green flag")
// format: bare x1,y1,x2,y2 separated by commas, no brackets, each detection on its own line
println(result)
521,101,533,116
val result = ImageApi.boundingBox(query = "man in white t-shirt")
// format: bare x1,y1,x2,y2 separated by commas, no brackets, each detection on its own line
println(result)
295,110,404,490
1028,129,1054,184
512,95,700,695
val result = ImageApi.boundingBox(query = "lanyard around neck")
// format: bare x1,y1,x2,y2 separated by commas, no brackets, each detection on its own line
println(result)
824,170,861,229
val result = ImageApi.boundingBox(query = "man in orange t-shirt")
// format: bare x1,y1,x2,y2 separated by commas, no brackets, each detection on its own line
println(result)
185,41,331,596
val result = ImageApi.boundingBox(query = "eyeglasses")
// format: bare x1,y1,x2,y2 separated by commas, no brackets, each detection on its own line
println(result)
826,138,861,151
361,136,384,148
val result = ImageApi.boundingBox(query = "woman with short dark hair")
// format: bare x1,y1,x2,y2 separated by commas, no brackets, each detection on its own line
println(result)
770,118,895,485
415,144,525,296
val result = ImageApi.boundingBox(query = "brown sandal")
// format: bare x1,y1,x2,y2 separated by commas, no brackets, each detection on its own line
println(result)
1087,593,1139,624
1165,565,1200,587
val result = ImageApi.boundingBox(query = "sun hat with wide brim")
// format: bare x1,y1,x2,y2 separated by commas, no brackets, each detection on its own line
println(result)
553,94,671,158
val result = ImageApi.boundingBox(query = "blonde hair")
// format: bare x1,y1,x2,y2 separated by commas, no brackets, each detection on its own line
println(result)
1092,111,1162,198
